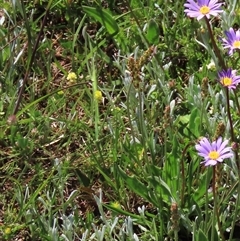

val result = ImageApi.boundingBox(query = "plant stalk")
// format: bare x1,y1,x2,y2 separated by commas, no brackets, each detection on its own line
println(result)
13,1,53,115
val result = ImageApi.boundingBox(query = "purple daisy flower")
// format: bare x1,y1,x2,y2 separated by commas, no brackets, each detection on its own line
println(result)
222,28,240,55
196,137,233,166
184,0,223,21
218,69,240,89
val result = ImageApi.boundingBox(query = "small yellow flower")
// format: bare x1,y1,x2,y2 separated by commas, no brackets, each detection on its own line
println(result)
94,90,103,102
111,201,121,209
67,72,77,84
4,227,11,235
57,90,64,95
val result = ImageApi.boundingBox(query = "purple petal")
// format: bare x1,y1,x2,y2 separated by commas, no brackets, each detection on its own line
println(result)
202,159,218,166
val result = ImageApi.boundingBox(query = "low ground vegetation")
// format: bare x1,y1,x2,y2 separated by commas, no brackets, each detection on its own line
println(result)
1,0,240,240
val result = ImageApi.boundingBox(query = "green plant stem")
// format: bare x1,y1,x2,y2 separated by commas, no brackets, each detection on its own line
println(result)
225,87,240,171
211,166,216,241
234,90,240,116
126,82,138,154
174,230,178,241
204,168,211,233
90,56,100,141
180,142,194,208
212,166,225,241
228,180,240,241
13,0,53,115
137,90,149,162
225,89,234,141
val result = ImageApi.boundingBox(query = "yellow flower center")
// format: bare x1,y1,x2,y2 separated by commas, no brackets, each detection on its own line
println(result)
233,40,240,48
221,77,233,86
208,151,220,160
200,5,210,15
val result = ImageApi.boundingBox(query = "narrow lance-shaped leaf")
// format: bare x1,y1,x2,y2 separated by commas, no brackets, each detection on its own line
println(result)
82,6,119,36
117,166,152,203
146,19,159,44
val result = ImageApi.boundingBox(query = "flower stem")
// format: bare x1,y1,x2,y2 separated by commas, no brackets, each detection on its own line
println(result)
204,17,226,70
225,89,234,141
212,166,225,241
204,17,240,170
204,17,234,140
234,90,240,115
180,142,194,207
13,1,53,115
228,180,240,240
225,87,240,169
